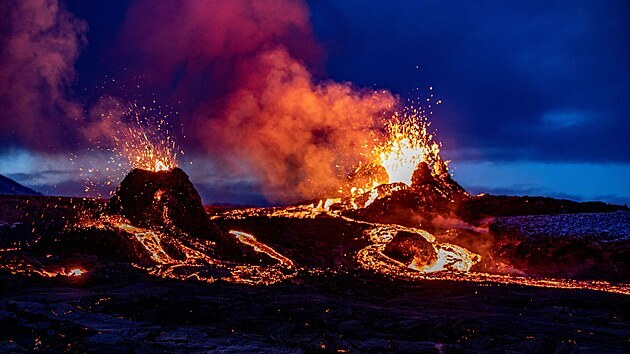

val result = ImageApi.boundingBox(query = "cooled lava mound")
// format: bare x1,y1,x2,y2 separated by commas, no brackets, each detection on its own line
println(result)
109,168,213,232
107,168,248,260
383,230,438,268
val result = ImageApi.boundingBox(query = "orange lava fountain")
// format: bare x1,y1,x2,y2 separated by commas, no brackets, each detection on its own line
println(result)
80,102,183,197
374,110,442,186
113,103,180,172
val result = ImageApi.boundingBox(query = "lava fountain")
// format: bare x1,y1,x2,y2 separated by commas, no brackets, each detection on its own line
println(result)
113,103,180,172
375,111,442,186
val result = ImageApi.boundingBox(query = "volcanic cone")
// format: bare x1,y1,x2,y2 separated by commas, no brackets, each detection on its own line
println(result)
108,168,238,256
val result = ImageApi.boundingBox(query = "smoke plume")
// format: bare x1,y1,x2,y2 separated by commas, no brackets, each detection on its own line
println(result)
1,0,401,202
203,48,394,200
117,0,322,108
119,0,398,202
0,0,86,150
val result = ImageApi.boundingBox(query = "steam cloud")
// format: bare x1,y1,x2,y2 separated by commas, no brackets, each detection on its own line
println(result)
120,0,397,201
0,0,86,150
1,0,400,202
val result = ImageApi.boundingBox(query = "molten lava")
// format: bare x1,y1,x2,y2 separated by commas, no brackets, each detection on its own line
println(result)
117,121,179,172
2,102,626,297
374,111,442,186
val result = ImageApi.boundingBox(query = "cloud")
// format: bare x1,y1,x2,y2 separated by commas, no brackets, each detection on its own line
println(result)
116,0,397,202
541,111,590,129
116,0,322,113
308,0,630,163
0,0,87,150
451,160,630,205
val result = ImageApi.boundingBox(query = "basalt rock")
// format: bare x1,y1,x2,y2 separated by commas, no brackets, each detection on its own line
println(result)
383,230,438,269
411,160,467,197
343,161,470,232
109,169,203,232
108,168,238,256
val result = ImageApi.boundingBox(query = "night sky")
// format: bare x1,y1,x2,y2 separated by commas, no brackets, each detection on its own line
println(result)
1,0,629,205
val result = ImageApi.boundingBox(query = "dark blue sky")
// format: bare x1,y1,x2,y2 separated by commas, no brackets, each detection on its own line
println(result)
308,1,630,162
1,0,629,205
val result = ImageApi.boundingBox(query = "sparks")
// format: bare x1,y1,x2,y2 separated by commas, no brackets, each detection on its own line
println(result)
374,111,442,186
80,100,183,197
117,103,180,172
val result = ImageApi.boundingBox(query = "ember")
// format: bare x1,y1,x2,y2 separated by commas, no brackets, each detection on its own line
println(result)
114,103,180,173
375,111,442,186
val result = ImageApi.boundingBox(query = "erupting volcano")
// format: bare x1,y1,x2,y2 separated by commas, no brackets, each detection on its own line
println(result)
1,0,628,351
3,110,627,290
1,103,628,351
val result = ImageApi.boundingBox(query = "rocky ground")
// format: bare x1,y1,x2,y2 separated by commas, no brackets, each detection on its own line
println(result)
1,267,629,353
489,212,630,282
1,192,629,352
490,211,630,242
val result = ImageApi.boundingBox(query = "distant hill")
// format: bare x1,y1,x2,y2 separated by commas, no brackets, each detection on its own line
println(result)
0,174,40,196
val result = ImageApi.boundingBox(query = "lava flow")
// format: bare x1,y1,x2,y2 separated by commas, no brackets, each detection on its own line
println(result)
213,110,629,295
1,107,627,296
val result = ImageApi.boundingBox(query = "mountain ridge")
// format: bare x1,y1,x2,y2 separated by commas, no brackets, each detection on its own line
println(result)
0,174,40,196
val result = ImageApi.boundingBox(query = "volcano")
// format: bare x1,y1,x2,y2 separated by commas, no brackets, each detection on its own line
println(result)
107,167,242,257
1,164,629,352
342,160,469,232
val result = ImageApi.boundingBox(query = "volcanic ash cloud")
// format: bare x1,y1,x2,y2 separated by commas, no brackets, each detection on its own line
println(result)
203,48,395,201
0,0,86,150
118,0,397,202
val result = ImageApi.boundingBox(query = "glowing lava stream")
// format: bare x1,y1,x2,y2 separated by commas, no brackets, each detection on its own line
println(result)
356,243,630,295
363,224,481,272
76,215,297,286
36,267,87,278
215,204,630,295
0,263,88,279
356,225,629,295
229,230,294,268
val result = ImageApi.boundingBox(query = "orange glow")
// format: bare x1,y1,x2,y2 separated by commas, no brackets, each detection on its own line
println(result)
77,215,296,286
80,102,183,197
373,112,442,185
117,122,178,172
216,204,629,295
229,230,294,268
28,267,87,278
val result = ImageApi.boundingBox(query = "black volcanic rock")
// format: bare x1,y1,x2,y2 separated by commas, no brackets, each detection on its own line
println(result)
0,174,40,196
411,161,468,200
108,168,238,256
410,161,433,186
109,168,208,233
412,161,467,197
460,194,629,221
343,161,470,231
383,230,438,268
